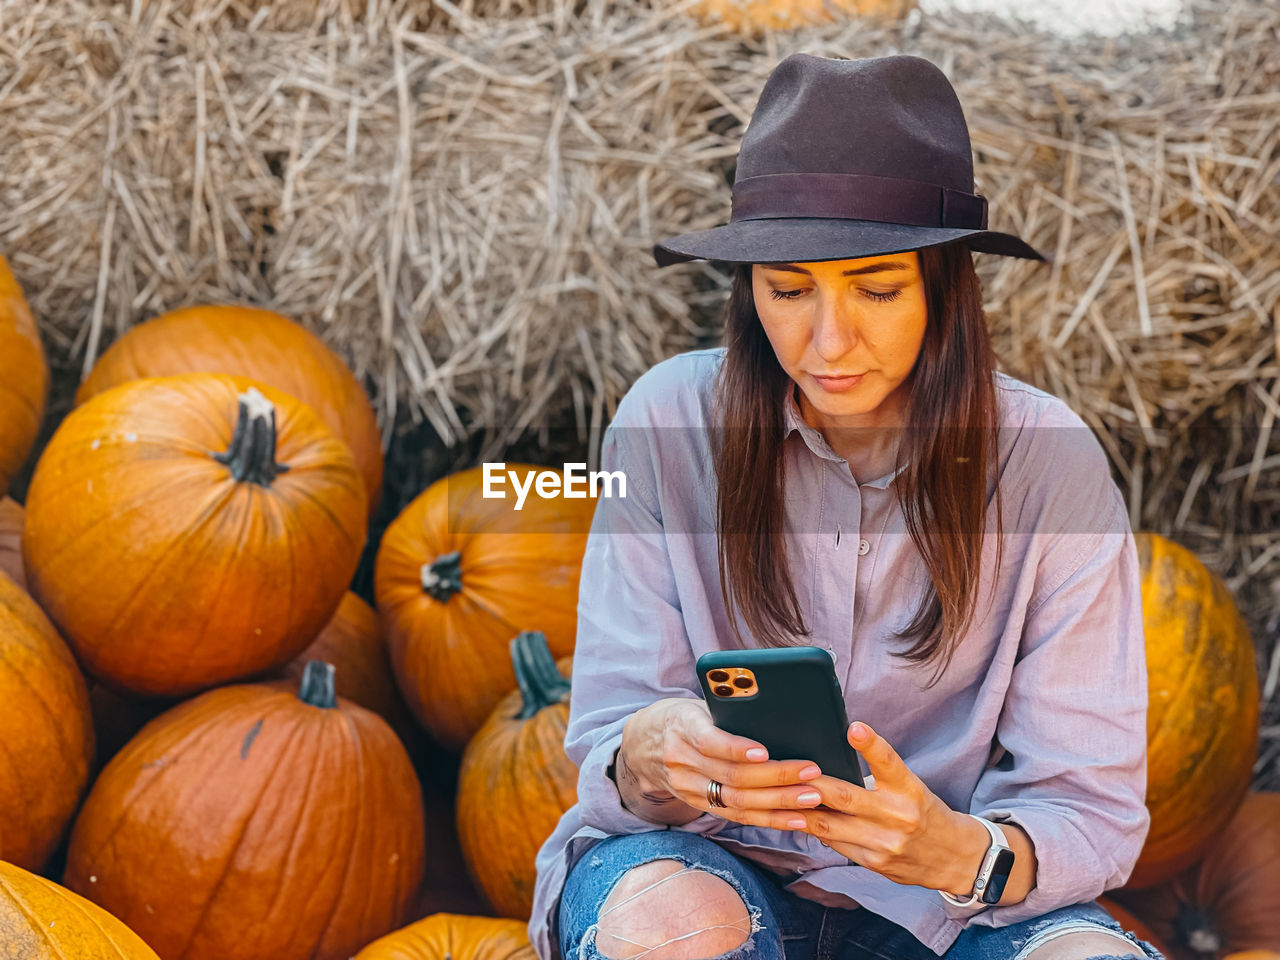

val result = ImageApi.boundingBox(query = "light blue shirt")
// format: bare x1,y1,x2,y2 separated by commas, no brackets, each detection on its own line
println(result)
530,346,1148,958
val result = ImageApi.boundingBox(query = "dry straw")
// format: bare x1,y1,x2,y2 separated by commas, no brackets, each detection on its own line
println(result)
1,0,1277,781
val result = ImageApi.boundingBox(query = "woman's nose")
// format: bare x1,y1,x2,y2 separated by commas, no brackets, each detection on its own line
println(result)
811,290,860,360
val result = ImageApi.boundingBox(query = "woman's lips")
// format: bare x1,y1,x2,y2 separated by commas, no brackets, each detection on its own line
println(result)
812,373,866,392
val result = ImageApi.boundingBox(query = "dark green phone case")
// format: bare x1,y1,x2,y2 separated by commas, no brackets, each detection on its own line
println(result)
696,646,865,787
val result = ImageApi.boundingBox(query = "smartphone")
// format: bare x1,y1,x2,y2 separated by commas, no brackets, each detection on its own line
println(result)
695,646,865,787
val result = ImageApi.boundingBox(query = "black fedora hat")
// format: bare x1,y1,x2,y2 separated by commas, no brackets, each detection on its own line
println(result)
653,53,1050,267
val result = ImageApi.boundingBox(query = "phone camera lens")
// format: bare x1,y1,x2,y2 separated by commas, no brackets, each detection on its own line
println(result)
714,685,733,697
709,670,730,683
732,676,754,689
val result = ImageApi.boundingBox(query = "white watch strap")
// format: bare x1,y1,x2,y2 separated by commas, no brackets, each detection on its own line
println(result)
938,814,1011,908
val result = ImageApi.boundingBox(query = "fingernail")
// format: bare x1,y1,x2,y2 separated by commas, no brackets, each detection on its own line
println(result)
746,747,767,761
850,722,868,741
797,792,821,805
787,817,807,829
799,765,821,779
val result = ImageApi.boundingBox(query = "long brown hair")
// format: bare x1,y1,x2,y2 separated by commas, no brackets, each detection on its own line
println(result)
710,242,1006,687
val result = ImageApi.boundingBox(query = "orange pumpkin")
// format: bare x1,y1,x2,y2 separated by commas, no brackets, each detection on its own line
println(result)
687,0,916,33
1095,897,1173,957
353,913,537,960
1129,532,1259,888
0,571,94,871
375,464,594,750
23,375,367,697
0,495,24,589
1115,792,1280,959
77,303,383,513
65,661,426,960
0,256,49,491
273,591,420,746
458,631,577,919
0,859,160,959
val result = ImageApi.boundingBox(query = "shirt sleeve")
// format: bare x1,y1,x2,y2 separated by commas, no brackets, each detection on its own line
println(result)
565,417,728,838
956,476,1150,926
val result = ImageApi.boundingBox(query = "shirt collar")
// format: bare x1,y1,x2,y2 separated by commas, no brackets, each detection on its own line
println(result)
781,379,909,491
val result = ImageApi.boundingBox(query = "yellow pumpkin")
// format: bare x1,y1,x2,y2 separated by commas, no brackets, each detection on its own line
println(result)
0,859,160,959
1129,532,1260,887
353,913,536,960
687,0,916,33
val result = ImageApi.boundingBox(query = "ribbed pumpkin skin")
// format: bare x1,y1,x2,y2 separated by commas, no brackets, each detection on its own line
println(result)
353,913,537,960
375,464,594,750
22,373,367,697
457,641,576,919
274,591,420,744
1116,792,1280,958
0,572,95,870
1130,532,1260,888
0,256,49,491
76,304,383,513
0,495,24,589
0,859,160,959
64,676,426,960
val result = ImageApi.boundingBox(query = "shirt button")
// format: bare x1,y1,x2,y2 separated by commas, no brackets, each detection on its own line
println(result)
858,538,870,556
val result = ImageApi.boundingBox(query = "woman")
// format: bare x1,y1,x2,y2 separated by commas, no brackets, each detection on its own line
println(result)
530,54,1161,960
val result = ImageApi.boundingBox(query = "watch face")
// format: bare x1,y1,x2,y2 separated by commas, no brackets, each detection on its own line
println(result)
981,849,1016,904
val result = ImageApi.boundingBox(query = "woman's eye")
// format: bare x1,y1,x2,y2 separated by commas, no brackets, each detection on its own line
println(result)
766,287,903,303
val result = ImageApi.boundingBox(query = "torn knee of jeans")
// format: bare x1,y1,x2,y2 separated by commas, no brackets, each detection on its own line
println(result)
583,859,764,960
679,858,764,938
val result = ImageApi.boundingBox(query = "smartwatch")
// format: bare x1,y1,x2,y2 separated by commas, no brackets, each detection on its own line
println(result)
938,814,1015,908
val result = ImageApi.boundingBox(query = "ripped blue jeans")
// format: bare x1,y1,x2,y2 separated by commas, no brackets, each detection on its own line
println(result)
557,831,1166,960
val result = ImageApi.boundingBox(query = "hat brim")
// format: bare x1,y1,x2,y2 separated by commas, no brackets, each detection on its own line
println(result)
652,218,1050,268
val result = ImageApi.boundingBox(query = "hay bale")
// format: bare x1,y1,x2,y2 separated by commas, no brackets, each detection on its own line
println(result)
2,0,1278,781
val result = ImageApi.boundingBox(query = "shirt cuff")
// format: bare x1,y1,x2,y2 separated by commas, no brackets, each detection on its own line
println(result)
958,804,1109,927
576,723,729,838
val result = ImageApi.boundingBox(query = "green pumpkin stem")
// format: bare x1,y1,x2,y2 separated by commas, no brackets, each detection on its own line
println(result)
421,551,463,603
212,386,291,485
298,660,337,709
513,630,570,719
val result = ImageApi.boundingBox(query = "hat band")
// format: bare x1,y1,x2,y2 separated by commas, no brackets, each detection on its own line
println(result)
730,172,988,231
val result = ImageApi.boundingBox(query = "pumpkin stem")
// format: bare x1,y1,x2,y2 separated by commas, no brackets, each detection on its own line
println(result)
212,386,291,485
421,551,463,602
298,660,337,709
512,630,570,719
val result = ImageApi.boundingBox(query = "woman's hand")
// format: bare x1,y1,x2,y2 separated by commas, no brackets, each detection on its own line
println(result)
789,721,996,896
616,697,827,828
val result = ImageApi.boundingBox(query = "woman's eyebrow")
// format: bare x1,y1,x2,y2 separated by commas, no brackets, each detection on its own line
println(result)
761,261,912,276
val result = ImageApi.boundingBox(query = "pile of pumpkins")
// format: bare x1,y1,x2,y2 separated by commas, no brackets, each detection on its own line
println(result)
0,251,1276,960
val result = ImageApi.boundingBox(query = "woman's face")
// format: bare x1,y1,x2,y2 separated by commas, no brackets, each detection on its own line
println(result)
752,251,928,428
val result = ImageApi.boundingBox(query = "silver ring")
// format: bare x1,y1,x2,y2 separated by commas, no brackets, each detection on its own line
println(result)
706,778,726,808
